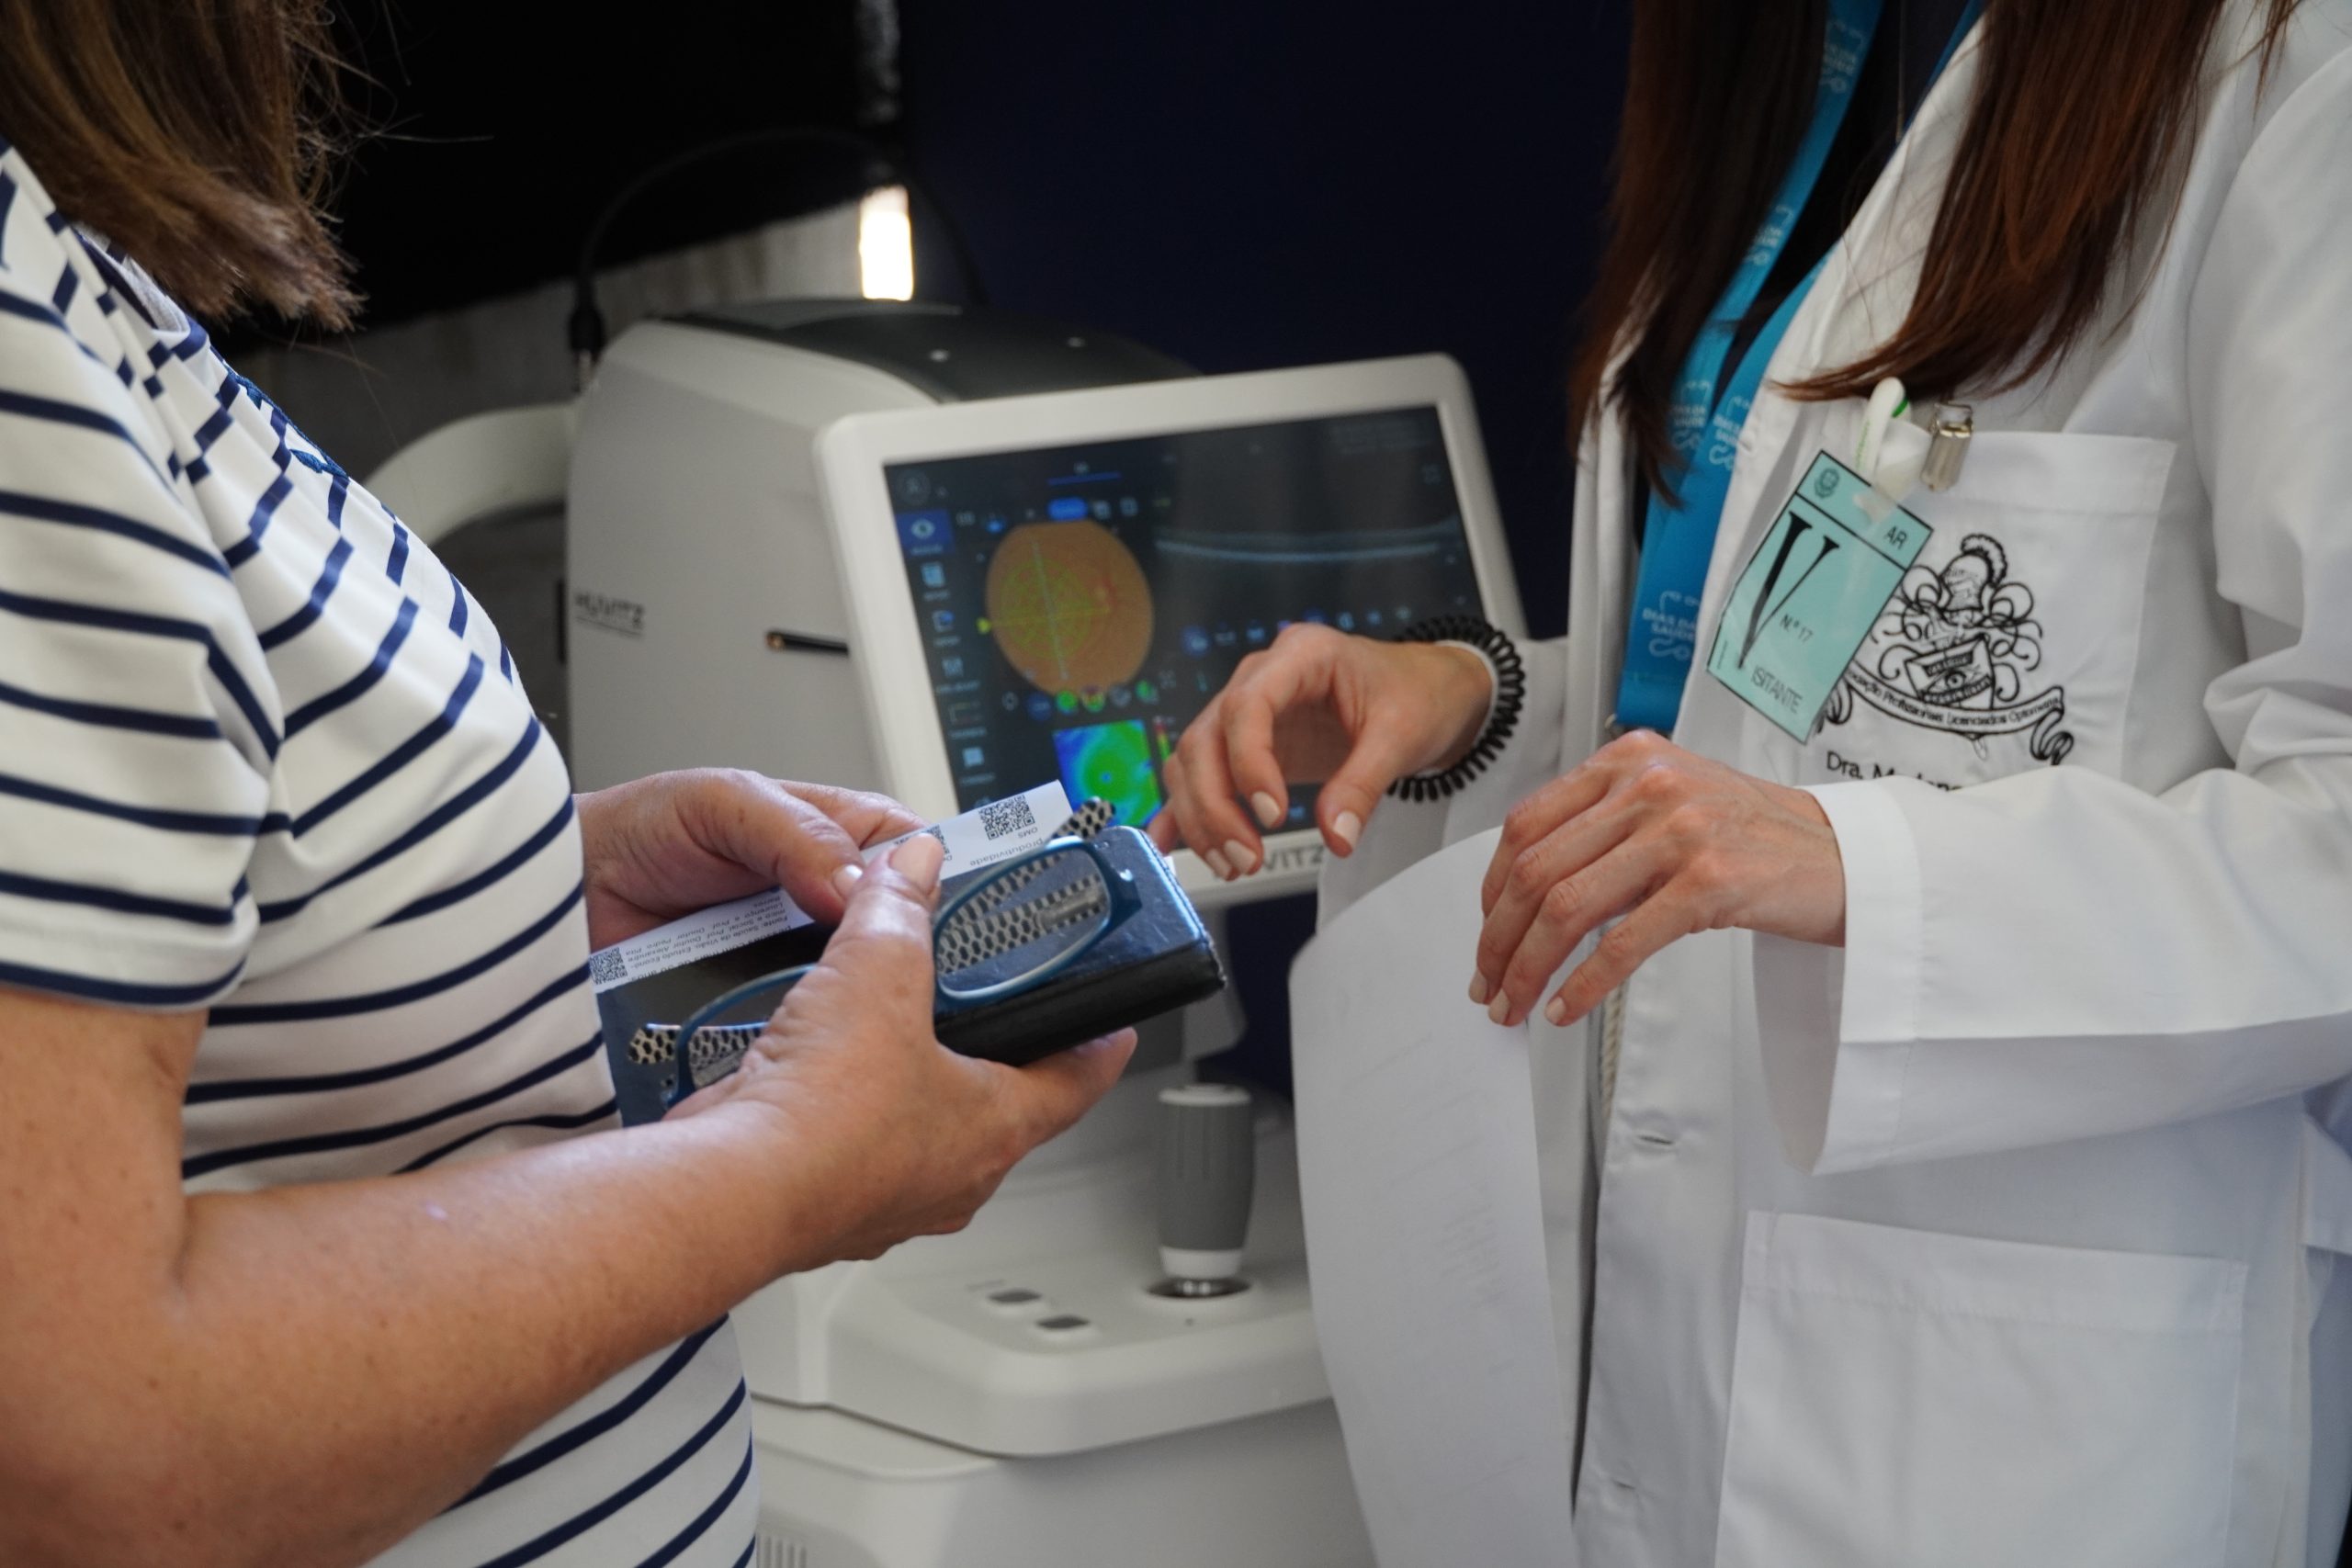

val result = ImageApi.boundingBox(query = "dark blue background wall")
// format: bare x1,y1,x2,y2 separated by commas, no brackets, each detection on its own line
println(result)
897,2,1629,1090
900,1,1628,642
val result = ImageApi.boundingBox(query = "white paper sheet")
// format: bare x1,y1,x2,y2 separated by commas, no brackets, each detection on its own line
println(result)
1291,827,1580,1567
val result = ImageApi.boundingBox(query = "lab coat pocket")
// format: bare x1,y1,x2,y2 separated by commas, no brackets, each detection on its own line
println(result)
1806,432,2174,789
1714,1212,2244,1568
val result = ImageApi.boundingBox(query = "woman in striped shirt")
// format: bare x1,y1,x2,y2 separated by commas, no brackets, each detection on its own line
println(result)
0,6,1134,1566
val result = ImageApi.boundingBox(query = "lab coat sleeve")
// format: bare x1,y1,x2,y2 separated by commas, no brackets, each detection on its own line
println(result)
1317,635,1569,926
1754,51,2352,1175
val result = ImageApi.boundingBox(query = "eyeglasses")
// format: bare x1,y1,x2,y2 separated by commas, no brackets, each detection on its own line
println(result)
646,835,1143,1111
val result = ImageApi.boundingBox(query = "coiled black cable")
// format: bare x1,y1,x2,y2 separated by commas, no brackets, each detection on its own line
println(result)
1385,615,1526,802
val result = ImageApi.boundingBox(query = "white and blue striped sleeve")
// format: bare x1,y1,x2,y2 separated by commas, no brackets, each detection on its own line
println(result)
0,249,274,1010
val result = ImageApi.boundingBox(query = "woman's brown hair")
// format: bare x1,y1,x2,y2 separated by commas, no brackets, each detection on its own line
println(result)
1572,0,2297,495
0,0,356,329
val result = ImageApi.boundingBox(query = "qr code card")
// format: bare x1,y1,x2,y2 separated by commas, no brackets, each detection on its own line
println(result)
864,779,1071,878
587,780,1072,997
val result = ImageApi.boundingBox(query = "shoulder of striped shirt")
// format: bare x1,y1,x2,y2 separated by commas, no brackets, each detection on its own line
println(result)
0,144,221,467
0,149,273,1008
0,152,293,717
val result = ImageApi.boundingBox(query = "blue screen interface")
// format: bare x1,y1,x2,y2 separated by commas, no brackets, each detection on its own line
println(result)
884,406,1487,829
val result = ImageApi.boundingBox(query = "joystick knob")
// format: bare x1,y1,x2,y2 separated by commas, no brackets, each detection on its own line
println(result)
1154,1082,1254,1296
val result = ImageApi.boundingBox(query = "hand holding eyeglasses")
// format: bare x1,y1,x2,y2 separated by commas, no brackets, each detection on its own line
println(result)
576,768,926,950
668,833,1136,1266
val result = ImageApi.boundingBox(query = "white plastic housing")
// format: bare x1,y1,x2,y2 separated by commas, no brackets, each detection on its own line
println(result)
566,321,935,793
729,1066,1329,1458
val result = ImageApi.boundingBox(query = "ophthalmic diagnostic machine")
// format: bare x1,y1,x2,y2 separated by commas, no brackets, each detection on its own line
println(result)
564,299,1525,1568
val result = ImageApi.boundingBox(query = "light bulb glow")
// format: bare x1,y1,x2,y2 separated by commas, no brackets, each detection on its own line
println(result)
859,185,915,301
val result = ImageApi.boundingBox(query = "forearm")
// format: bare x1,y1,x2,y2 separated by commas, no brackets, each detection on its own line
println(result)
1425,641,1498,771
1440,634,1566,842
6,1102,808,1568
1318,636,1565,923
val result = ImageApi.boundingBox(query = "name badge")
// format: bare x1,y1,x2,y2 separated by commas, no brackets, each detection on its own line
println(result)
1704,452,1931,740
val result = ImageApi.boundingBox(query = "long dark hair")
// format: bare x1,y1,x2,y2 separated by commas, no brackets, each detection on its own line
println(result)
1571,0,2296,493
0,0,356,328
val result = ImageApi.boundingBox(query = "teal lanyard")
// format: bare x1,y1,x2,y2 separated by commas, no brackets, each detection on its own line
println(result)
1612,0,1983,734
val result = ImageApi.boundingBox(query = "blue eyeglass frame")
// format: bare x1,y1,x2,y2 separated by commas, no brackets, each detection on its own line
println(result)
661,836,1141,1111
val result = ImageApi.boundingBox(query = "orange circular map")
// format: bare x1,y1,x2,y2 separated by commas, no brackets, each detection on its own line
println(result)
984,521,1154,695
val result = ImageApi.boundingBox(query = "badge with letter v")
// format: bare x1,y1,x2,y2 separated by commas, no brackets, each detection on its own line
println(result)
1704,452,1931,740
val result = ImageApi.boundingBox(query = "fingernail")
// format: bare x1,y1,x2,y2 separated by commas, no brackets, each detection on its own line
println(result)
831,863,864,900
1251,791,1283,829
1333,810,1363,852
1468,974,1491,1006
890,833,944,886
1544,997,1568,1026
1224,839,1257,875
1204,847,1232,880
1487,993,1510,1026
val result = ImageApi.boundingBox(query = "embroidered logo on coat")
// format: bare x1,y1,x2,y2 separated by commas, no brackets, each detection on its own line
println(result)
1819,532,2074,763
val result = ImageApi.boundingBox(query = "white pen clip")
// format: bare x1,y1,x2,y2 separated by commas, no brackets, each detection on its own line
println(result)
1855,378,1906,479
1854,377,1929,517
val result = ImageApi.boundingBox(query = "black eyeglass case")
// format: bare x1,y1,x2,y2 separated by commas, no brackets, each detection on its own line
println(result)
934,825,1227,1066
597,826,1227,1123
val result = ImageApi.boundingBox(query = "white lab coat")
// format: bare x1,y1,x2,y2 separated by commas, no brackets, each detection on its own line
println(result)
1319,5,2352,1564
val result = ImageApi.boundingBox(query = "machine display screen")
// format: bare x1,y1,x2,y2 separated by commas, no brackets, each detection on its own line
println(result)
883,406,1485,829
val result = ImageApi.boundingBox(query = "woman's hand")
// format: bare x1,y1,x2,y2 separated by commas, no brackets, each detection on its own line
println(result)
575,769,925,949
683,834,1136,1264
1148,624,1493,878
1473,730,1845,1028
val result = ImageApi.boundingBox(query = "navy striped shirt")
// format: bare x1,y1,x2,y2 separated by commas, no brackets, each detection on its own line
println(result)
0,149,754,1564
